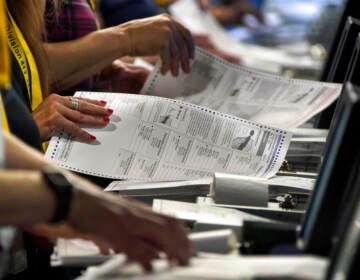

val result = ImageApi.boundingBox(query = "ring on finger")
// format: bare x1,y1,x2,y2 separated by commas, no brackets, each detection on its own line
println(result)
69,97,79,111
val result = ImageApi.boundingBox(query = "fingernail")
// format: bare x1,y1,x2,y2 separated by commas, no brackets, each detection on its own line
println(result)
100,100,107,105
90,135,96,141
103,116,110,122
107,108,114,114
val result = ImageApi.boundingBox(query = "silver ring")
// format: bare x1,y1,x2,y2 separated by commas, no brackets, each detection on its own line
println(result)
70,97,79,110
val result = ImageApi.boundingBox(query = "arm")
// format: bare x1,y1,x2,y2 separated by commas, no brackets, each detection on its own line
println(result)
45,14,194,90
0,170,55,225
2,132,192,270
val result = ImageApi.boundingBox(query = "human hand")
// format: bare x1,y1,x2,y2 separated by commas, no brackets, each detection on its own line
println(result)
27,178,192,271
197,0,209,10
119,14,195,76
32,94,113,142
210,0,264,26
100,60,150,94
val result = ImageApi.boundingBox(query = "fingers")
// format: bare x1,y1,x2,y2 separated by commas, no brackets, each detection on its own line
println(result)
172,17,195,61
33,94,114,142
160,40,172,76
131,215,192,266
61,105,111,127
159,18,182,76
58,116,98,142
67,97,114,116
160,23,193,76
142,14,194,76
168,32,180,76
157,218,192,265
119,239,160,272
105,197,192,267
170,23,191,75
169,18,195,75
77,97,107,107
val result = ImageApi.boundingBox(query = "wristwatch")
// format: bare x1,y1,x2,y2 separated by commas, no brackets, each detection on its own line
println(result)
41,166,74,223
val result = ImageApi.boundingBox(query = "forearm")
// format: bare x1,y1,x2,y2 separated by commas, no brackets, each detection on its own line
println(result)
0,171,55,225
44,27,130,90
4,132,103,194
4,132,49,170
44,14,195,89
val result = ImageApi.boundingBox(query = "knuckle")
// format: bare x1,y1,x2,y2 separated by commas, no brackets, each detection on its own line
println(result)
77,114,86,123
46,95,55,104
49,110,60,120
69,125,80,135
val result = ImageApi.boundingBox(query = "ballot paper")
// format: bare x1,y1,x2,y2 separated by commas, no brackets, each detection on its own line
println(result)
169,0,322,73
45,92,291,180
152,199,266,225
288,127,329,138
75,254,327,280
104,178,213,203
52,239,111,267
104,173,313,207
152,199,272,239
104,177,213,195
52,230,239,267
141,48,341,130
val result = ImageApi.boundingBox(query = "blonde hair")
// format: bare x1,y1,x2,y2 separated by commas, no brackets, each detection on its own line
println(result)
7,0,52,97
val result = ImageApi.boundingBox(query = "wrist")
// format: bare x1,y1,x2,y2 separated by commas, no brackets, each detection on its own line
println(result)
105,25,133,57
41,166,74,224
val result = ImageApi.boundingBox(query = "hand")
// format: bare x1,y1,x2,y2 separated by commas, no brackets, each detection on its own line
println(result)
210,1,264,26
119,14,195,76
197,0,209,10
32,94,113,142
100,60,150,94
26,178,192,271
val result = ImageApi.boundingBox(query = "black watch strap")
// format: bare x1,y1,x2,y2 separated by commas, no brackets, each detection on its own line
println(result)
41,166,74,223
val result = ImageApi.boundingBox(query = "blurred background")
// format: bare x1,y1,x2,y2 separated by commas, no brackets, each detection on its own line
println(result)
229,0,344,50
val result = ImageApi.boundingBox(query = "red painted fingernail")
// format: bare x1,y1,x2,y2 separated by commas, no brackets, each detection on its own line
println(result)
100,100,107,105
107,108,113,114
103,116,110,122
90,135,96,141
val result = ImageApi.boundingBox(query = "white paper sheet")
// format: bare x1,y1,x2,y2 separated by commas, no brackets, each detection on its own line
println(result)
104,178,212,198
104,178,212,192
169,0,322,73
152,199,269,226
288,127,329,138
52,230,238,268
141,48,341,130
52,239,111,267
45,92,291,180
267,175,315,191
76,254,327,280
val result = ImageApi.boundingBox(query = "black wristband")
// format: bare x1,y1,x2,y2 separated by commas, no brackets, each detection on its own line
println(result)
41,166,74,223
